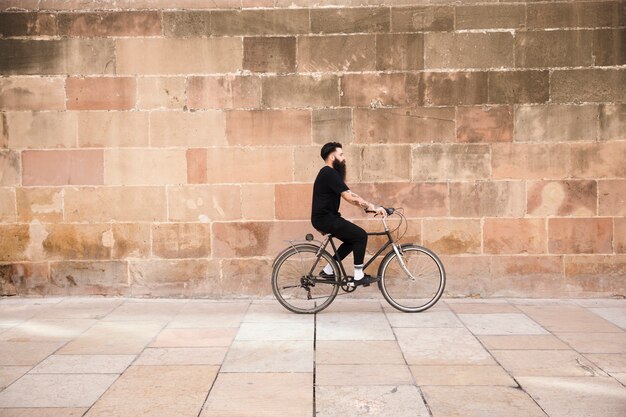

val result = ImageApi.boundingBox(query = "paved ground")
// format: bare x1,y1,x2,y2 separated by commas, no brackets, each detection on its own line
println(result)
0,297,625,417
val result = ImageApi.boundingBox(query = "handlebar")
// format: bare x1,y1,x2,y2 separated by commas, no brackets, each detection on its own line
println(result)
365,207,395,216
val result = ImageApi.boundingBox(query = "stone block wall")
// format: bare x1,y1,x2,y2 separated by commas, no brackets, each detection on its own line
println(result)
0,0,624,298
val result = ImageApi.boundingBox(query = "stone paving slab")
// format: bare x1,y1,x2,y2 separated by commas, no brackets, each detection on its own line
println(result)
0,297,625,417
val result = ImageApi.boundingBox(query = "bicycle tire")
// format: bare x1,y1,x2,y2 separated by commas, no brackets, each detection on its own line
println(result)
272,244,340,314
378,244,446,313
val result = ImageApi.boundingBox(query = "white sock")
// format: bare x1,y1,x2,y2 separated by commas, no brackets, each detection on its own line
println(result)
354,265,364,281
323,263,333,274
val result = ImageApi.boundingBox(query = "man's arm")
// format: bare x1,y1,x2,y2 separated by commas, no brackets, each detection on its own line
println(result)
341,191,386,216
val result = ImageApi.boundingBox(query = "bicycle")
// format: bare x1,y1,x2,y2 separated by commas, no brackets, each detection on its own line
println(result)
271,207,446,314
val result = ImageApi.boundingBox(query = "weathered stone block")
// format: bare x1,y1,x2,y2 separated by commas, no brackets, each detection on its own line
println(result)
16,188,63,222
425,32,514,69
42,223,111,260
376,33,423,71
219,258,272,297
550,69,625,103
241,184,274,221
211,9,309,36
549,218,613,254
275,183,312,220
341,73,406,107
0,112,7,148
515,30,593,68
598,180,626,216
311,8,389,33
137,77,185,110
205,147,293,183
298,35,375,72
0,12,57,36
350,182,449,218
490,256,565,298
262,75,339,108
64,186,167,222
449,181,525,217
0,188,15,222
360,145,411,182
514,105,598,142
564,255,626,296
0,262,49,297
22,150,104,186
152,223,211,259
411,72,489,106
423,219,481,255
438,255,491,297
391,6,453,32
0,77,65,110
57,11,161,36
187,76,262,110
491,143,568,180
455,4,525,30
0,225,29,262
0,150,20,186
77,111,149,147
162,11,210,37
104,149,187,185
456,106,512,143
412,144,490,181
49,261,129,296
129,259,219,297
7,111,77,149
568,142,626,179
484,219,546,254
599,104,625,141
66,77,136,110
186,148,207,184
527,180,597,217
167,185,242,222
150,110,226,147
226,110,310,146
244,37,295,73
488,71,549,104
111,223,150,259
615,219,626,253
312,108,352,145
593,29,626,66
527,1,622,29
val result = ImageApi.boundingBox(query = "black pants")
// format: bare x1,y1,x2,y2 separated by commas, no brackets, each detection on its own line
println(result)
317,216,368,265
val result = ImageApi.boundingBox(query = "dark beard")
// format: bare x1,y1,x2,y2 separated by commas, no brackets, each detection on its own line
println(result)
333,159,347,181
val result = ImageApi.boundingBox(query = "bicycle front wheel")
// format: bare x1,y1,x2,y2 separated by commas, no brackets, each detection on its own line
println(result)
272,245,340,314
379,245,446,313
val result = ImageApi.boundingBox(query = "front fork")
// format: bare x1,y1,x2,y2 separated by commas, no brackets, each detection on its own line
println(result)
391,243,416,281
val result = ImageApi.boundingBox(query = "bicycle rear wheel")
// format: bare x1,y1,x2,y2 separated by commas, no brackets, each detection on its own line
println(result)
379,245,446,313
272,245,340,314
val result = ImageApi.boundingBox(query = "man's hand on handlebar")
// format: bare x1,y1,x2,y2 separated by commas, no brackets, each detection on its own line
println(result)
366,205,389,217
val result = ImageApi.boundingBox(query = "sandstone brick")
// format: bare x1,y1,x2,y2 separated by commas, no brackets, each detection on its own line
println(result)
563,255,626,296
10,112,77,151
0,39,115,75
376,33,424,71
0,77,65,110
599,180,626,216
350,182,449,218
206,147,293,183
104,149,186,185
137,77,185,110
152,223,211,259
568,141,626,179
226,110,310,146
412,144,490,181
488,71,549,104
187,76,262,110
111,223,150,259
77,111,149,147
0,188,15,222
391,6,454,32
515,31,593,68
425,32,514,69
116,38,242,75
298,35,375,72
42,223,112,260
549,218,613,254
22,149,103,186
423,219,481,255
219,258,272,297
449,181,526,217
599,104,626,141
67,77,136,110
16,188,63,222
162,11,210,37
128,259,219,297
550,69,625,103
455,4,525,30
0,150,20,186
0,224,29,262
456,106,513,143
360,145,411,182
0,0,38,10
527,1,622,29
484,219,546,255
354,107,455,144
1,112,7,148
437,255,490,297
186,148,207,184
275,183,312,220
527,180,597,217
64,186,167,222
341,73,406,107
0,12,57,36
262,75,339,108
514,105,598,142
293,145,361,183
0,262,49,297
241,184,274,220
244,37,295,73
49,261,129,296
167,185,242,222
311,8,389,34
615,219,626,253
594,29,626,66
57,11,161,36
150,111,226,147
413,72,489,106
491,143,568,180
490,256,566,298
211,9,309,36
312,108,352,145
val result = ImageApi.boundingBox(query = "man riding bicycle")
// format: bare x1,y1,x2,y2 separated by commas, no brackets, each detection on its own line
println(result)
311,142,387,286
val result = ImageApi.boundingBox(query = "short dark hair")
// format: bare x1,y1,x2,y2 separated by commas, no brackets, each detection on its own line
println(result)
320,142,342,161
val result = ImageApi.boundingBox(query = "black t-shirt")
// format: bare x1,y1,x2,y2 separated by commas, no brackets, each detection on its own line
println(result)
311,166,349,231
